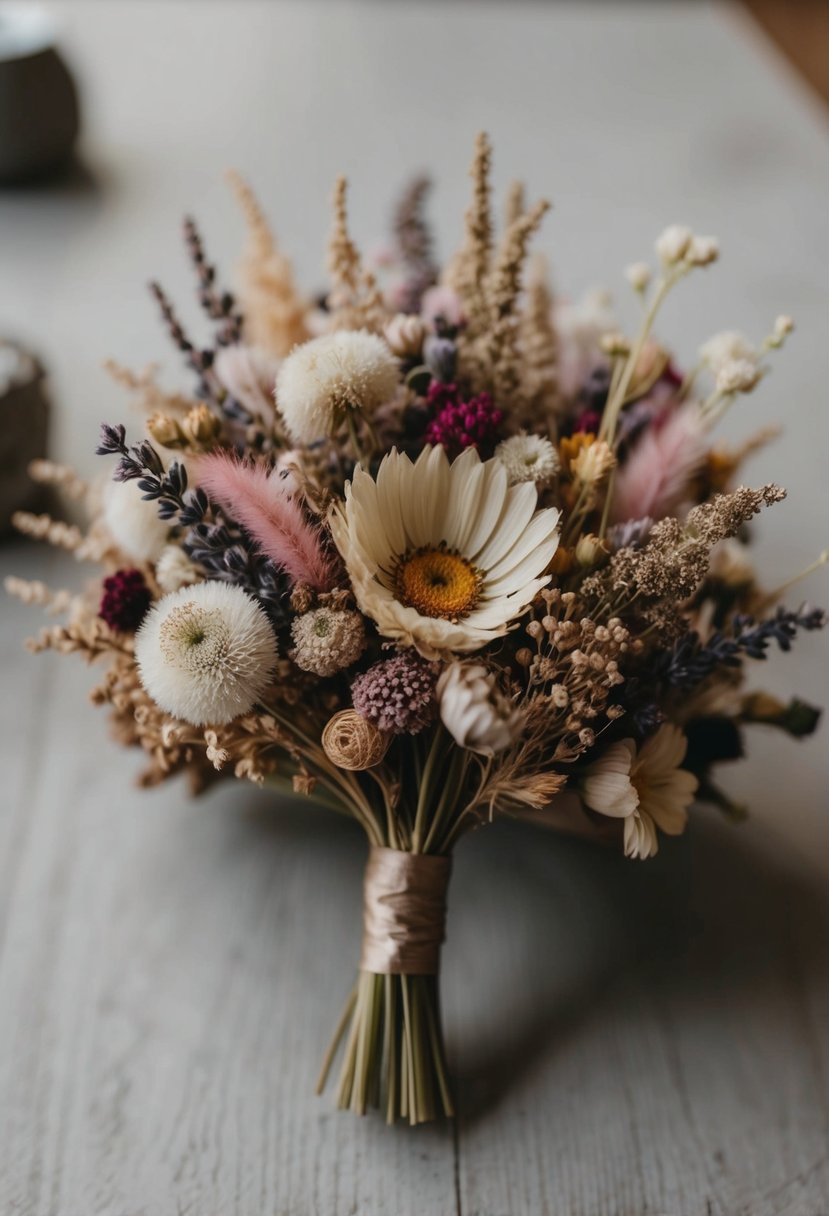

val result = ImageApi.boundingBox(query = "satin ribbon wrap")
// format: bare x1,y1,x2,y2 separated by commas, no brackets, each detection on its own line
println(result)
359,847,452,975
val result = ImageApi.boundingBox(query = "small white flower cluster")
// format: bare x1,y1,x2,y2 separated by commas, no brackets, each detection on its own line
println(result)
655,224,719,269
291,607,366,677
437,662,524,756
494,432,559,487
275,330,398,443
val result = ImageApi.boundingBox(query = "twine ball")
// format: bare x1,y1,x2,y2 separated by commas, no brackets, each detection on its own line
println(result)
322,710,390,770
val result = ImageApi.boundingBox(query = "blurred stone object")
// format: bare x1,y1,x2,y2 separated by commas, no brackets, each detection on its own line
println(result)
0,4,79,182
0,340,49,532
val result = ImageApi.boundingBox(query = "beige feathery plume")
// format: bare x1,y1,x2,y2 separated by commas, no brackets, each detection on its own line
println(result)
4,576,75,615
226,170,310,356
478,198,551,404
444,133,494,344
326,176,387,333
517,253,561,429
27,460,88,501
504,180,526,230
103,360,197,417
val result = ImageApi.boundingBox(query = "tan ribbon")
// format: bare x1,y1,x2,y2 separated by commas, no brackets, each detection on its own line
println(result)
360,847,452,975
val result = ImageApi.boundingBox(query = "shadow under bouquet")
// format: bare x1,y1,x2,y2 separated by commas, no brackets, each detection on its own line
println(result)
10,134,826,1125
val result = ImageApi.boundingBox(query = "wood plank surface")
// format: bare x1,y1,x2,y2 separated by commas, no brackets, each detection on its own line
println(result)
2,3,829,1213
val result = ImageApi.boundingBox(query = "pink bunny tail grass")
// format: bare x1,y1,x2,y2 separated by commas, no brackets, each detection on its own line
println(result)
194,451,336,591
611,405,708,525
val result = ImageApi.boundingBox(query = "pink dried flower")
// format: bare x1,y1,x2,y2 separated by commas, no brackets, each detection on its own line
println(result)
611,405,708,524
194,451,336,591
424,383,504,457
99,568,152,632
351,651,438,735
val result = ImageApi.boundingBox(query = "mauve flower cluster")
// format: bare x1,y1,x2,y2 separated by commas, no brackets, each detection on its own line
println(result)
424,382,504,457
98,568,152,632
351,651,438,735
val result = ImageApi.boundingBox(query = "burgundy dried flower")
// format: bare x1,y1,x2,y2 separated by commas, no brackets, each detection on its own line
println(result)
424,382,504,457
573,408,602,435
99,568,152,632
351,651,438,735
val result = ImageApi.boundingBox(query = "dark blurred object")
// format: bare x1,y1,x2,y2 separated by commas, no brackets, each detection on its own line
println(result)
0,4,79,183
745,0,829,107
0,339,49,531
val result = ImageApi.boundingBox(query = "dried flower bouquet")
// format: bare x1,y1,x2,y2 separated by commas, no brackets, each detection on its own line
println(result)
9,135,826,1124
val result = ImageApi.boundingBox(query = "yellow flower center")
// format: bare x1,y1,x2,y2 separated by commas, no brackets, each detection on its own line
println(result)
395,547,481,620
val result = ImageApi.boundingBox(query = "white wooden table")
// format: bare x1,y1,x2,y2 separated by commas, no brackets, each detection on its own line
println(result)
2,3,829,1213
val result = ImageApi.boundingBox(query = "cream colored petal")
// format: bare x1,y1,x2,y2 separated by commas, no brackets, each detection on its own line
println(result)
462,460,510,560
484,508,561,583
473,481,538,569
443,449,487,551
374,448,408,558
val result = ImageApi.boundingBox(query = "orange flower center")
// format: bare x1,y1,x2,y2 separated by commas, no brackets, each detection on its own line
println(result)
395,547,481,620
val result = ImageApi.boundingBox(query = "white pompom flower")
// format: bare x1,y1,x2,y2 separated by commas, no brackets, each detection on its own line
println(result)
135,581,277,726
102,476,169,563
275,330,399,443
155,545,201,593
437,661,525,756
494,433,559,487
291,607,366,677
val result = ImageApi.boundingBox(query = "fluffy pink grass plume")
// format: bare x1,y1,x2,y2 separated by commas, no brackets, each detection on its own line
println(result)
611,405,708,524
194,451,336,591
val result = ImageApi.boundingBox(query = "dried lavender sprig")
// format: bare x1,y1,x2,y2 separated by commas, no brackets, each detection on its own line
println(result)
96,423,290,621
663,604,826,689
183,215,243,344
392,175,438,314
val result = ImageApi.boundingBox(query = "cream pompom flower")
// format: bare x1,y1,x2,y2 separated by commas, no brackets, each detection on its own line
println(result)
135,581,277,726
329,445,561,658
275,330,399,443
580,724,698,860
102,476,169,563
494,433,559,487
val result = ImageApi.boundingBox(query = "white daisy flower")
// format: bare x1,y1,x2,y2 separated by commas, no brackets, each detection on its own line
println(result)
437,662,524,755
494,433,559,487
329,445,560,658
275,330,399,444
135,581,277,726
580,724,698,860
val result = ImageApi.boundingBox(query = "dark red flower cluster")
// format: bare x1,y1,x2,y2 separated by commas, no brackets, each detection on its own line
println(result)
98,568,152,632
424,382,504,457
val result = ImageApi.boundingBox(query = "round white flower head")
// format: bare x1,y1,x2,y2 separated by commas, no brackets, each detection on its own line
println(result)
329,445,561,659
715,357,762,395
437,662,524,756
625,262,651,292
291,607,366,677
135,581,277,726
155,545,201,594
494,433,559,487
699,330,757,373
655,224,693,265
580,724,698,859
686,235,719,266
102,476,169,563
275,330,399,444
